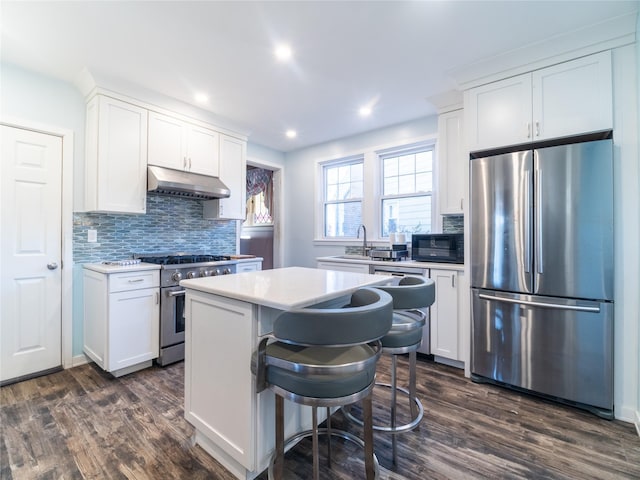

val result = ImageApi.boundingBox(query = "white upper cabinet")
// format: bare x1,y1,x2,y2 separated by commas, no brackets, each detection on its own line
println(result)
148,111,220,177
84,94,148,214
202,134,247,220
532,51,613,140
465,51,612,151
436,109,465,216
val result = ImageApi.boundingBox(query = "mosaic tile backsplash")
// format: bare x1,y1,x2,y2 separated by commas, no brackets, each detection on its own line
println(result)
73,194,237,264
443,215,464,233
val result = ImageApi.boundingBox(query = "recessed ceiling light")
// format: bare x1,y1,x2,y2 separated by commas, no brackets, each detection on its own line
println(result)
359,106,372,117
285,129,297,139
194,93,209,104
275,44,293,61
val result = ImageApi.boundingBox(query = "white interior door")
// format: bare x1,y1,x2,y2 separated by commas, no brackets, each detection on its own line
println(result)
1,125,62,383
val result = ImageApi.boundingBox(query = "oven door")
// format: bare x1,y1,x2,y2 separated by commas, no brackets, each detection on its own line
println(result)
160,285,186,348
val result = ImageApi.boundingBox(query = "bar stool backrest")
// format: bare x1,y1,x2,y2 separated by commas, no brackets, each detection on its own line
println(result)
272,287,393,347
374,276,435,310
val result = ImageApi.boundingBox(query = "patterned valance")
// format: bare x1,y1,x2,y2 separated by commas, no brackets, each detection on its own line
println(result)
246,167,273,219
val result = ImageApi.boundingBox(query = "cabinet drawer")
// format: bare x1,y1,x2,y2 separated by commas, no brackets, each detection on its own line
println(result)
109,270,159,293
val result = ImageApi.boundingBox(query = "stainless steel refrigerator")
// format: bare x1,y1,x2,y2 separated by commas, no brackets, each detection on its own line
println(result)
470,136,614,418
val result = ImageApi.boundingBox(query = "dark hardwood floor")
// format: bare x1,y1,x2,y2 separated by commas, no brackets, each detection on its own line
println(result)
1,355,638,479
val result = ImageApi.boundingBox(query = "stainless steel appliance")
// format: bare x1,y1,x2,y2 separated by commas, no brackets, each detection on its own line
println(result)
411,233,464,264
369,248,409,261
470,134,614,418
135,253,238,366
371,263,431,354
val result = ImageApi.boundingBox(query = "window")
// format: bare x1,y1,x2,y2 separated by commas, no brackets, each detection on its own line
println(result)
322,157,363,237
245,167,273,225
380,146,433,237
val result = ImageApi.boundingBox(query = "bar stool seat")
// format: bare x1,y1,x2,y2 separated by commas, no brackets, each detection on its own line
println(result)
254,287,393,480
343,276,435,465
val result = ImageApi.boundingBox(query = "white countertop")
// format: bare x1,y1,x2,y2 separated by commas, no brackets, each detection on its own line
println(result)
180,266,390,310
82,262,161,274
316,256,464,271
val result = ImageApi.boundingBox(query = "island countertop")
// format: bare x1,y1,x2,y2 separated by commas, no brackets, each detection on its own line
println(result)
179,266,389,310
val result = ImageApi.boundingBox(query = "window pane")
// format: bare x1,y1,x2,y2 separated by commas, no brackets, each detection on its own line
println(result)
384,157,398,177
415,151,431,172
384,176,398,195
398,154,414,175
326,167,338,185
398,174,415,195
326,184,338,201
350,163,363,181
325,202,362,237
415,172,432,192
381,195,432,237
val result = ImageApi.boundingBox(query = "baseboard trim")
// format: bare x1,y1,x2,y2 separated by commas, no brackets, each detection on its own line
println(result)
635,409,640,438
71,354,89,368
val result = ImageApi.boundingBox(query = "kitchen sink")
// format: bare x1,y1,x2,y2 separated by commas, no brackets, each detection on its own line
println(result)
331,255,371,260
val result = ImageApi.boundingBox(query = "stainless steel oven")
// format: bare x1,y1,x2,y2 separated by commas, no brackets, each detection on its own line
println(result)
135,253,238,366
160,285,187,365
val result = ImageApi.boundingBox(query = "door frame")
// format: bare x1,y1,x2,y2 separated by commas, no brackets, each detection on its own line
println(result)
1,116,74,369
245,157,284,269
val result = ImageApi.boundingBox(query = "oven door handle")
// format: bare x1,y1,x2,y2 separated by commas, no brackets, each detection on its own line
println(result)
168,290,186,297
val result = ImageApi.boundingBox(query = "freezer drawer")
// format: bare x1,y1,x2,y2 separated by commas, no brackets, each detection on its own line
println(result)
471,289,613,413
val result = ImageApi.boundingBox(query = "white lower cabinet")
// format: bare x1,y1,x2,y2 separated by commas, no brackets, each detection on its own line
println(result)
237,260,263,273
316,261,371,274
83,267,160,377
430,269,459,360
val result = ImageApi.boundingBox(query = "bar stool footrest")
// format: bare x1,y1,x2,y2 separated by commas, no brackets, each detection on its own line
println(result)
342,382,424,434
268,428,380,479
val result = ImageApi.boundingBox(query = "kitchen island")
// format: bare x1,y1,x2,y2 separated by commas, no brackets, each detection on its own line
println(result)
179,266,389,480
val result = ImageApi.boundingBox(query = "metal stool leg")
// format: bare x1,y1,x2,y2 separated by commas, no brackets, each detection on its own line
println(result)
409,351,419,431
274,395,285,480
312,406,319,480
391,354,398,465
326,407,332,469
363,393,376,480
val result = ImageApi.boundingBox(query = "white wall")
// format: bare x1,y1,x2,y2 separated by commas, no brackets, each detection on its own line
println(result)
636,9,640,436
282,116,438,268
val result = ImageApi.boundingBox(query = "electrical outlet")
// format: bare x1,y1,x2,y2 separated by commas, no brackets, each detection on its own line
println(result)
87,229,97,243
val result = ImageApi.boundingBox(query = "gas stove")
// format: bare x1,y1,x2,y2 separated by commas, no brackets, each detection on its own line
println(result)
134,252,238,287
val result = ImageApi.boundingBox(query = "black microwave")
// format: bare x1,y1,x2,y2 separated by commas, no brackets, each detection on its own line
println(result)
411,233,464,264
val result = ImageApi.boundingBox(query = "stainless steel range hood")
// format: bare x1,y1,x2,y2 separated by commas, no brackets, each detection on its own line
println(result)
147,165,230,199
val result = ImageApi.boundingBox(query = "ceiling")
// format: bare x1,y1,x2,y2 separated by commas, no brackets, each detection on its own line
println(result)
1,1,637,152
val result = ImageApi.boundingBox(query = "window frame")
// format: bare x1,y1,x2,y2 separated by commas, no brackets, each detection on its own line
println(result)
319,155,365,240
314,137,436,245
377,142,435,239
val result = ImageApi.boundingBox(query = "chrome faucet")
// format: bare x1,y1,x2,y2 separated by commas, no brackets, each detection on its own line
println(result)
357,224,367,256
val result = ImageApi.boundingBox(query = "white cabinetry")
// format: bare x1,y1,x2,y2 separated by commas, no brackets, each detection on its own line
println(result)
83,267,159,377
430,269,459,361
465,51,612,151
436,109,465,215
148,110,220,177
84,95,148,213
237,260,262,273
202,134,247,220
316,261,371,275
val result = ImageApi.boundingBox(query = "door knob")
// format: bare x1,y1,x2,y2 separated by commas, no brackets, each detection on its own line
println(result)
47,262,58,270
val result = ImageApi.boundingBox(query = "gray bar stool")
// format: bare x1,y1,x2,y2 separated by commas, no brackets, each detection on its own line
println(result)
343,276,435,465
253,287,393,480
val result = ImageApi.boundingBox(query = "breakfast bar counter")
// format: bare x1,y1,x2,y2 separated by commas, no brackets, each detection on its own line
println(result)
179,267,389,480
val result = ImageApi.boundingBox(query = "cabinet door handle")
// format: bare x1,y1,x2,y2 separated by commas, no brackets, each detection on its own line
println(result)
128,278,144,283
189,157,192,169
526,122,531,139
155,292,159,304
451,274,455,288
183,156,187,169
535,121,540,137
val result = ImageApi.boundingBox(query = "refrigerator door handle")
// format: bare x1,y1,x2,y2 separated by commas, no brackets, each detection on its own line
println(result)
536,162,544,274
477,293,601,313
524,170,531,273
